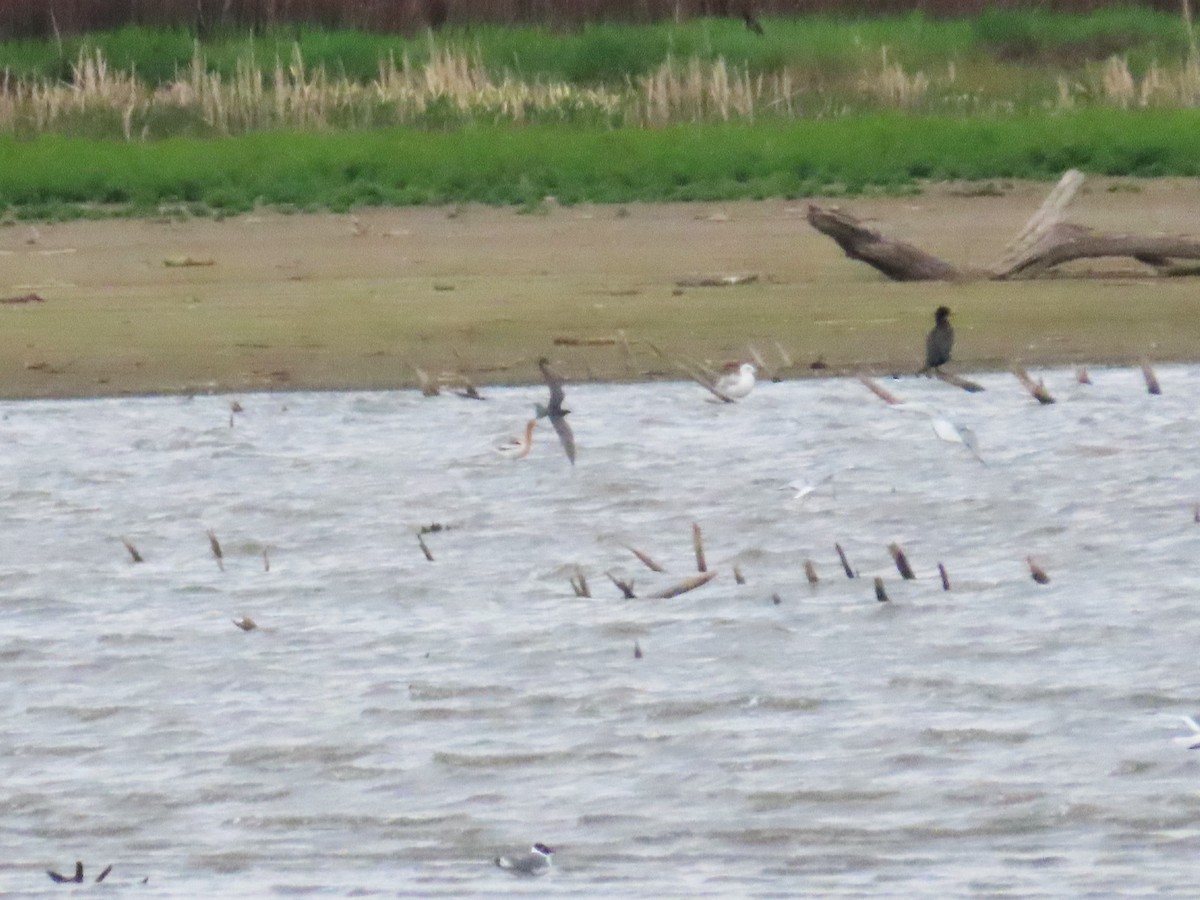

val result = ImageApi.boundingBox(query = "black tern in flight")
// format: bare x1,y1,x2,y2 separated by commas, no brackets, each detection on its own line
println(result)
536,357,575,464
495,842,554,876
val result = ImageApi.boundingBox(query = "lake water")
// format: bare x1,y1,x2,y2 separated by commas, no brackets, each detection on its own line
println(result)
2,367,1199,897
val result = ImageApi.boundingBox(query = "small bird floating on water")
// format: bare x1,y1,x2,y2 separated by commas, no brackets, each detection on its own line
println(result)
536,357,575,464
919,306,954,375
495,842,554,876
494,419,536,459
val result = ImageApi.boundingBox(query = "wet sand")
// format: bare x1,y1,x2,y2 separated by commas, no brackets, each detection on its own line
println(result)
2,178,1199,399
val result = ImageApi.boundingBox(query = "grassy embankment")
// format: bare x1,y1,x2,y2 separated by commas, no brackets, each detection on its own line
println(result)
2,10,1200,217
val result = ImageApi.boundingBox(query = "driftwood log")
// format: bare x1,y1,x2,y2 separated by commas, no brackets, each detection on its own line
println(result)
806,170,1200,282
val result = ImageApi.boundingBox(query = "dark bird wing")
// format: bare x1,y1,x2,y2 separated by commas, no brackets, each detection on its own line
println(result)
550,415,576,465
539,359,566,412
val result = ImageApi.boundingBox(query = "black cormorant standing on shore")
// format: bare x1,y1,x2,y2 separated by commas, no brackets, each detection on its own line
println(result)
920,306,954,374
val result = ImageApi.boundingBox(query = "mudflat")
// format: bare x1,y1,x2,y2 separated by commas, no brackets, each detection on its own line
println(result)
2,178,1199,400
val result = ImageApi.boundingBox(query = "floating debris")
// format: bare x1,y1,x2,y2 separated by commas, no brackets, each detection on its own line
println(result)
938,562,951,591
874,577,890,602
934,370,986,393
1028,557,1051,584
1013,366,1055,404
633,641,643,659
606,571,636,599
1141,361,1162,395
624,544,666,573
733,565,746,585
650,571,718,599
692,523,707,573
206,529,224,571
835,543,856,579
121,538,144,564
804,560,819,585
232,616,257,632
888,543,916,580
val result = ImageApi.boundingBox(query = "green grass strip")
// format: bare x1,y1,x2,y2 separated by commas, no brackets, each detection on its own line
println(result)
3,110,1200,219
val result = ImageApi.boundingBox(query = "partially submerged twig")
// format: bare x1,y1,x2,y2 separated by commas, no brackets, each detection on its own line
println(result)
888,543,916,580
624,544,666,573
874,577,890,602
858,373,902,405
804,560,819,586
934,371,986,393
1027,557,1051,584
1076,366,1092,385
606,571,636,599
835,542,856,578
122,538,144,563
1013,366,1056,404
206,529,224,571
937,562,951,591
1141,361,1162,395
650,571,718,599
417,532,434,562
570,566,591,598
692,523,707,573
733,565,746,585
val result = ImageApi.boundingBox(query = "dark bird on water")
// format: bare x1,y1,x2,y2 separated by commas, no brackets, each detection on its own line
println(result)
920,305,954,374
536,357,576,465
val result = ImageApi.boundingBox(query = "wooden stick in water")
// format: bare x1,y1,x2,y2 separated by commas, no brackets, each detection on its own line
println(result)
888,543,916,580
733,565,746,585
1076,366,1092,385
624,544,666,573
570,566,591,598
874,577,890,602
207,529,224,571
606,571,636,599
122,538,144,563
934,371,986,393
804,560,819,585
1141,361,1162,395
1027,557,1050,585
416,532,434,562
858,373,902,405
1013,366,1055,404
693,523,707,573
938,562,951,591
650,571,718,599
835,543,856,578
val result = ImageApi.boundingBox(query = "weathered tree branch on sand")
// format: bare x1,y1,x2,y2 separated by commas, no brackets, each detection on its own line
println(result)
806,169,1200,282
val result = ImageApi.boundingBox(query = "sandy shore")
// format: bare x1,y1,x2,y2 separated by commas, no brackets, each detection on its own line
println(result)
2,178,1199,400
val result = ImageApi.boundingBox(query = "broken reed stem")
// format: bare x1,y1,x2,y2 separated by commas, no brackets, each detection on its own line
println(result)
835,542,856,578
650,570,718,599
857,373,902,406
570,566,591,598
874,576,890,602
938,562,951,591
1012,366,1056,404
122,538,144,563
416,532,434,562
692,522,707,573
1141,361,1162,395
804,560,819,585
624,544,666,572
888,543,916,580
1027,556,1051,584
206,529,224,571
733,565,745,585
606,570,637,599
1076,366,1092,385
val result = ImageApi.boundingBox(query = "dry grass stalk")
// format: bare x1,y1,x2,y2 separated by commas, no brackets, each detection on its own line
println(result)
1141,361,1162,395
888,543,916,580
1013,366,1056,404
938,562,951,591
1027,556,1051,584
873,576,890,602
570,566,591,598
206,528,224,571
634,640,643,659
835,542,855,578
804,560,819,585
624,544,665,573
733,565,745,585
650,570,718,599
232,615,257,631
121,538,144,563
858,373,902,406
692,522,707,573
1076,366,1092,385
606,571,636,599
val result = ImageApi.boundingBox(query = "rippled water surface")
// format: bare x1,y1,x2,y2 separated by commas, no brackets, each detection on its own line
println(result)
3,368,1200,897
